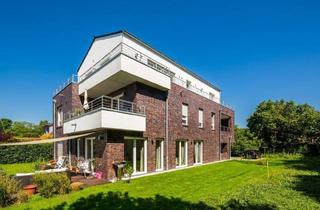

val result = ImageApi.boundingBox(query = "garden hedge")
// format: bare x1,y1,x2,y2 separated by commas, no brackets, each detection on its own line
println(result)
0,144,53,164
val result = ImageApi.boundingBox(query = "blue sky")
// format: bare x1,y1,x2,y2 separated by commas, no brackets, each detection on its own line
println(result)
0,0,319,127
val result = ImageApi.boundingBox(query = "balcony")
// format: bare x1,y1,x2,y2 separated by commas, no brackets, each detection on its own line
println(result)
77,43,174,98
63,96,146,134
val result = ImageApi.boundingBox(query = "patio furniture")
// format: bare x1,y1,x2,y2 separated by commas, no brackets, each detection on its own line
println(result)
76,158,91,178
56,156,68,169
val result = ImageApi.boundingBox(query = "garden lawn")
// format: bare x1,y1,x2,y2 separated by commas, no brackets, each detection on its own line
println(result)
5,155,320,210
0,162,34,176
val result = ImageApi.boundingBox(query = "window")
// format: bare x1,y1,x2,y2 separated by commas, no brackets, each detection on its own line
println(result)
194,141,203,164
211,113,215,130
198,109,204,128
156,139,164,170
182,104,188,126
57,107,63,127
221,143,228,153
176,140,188,167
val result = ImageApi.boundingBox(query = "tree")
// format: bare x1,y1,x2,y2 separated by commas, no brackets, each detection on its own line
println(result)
11,121,44,138
232,127,262,157
0,118,13,133
247,100,320,153
0,118,13,142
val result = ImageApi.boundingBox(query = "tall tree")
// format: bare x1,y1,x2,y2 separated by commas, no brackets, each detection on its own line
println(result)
247,100,320,152
232,127,262,157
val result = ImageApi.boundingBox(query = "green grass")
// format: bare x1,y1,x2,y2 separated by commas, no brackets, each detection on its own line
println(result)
0,162,34,176
3,155,320,209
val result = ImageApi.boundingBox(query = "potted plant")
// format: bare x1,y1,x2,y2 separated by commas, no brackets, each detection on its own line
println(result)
23,184,37,196
124,164,133,183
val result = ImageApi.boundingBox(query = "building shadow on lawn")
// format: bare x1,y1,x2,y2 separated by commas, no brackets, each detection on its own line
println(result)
292,175,320,203
43,192,276,210
281,156,320,203
281,155,320,172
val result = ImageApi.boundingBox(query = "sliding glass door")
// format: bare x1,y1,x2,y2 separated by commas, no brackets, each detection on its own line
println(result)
176,140,188,167
85,137,94,161
194,141,203,164
124,138,147,174
156,139,164,170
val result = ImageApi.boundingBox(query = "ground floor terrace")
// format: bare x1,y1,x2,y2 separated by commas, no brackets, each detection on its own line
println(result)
56,129,231,181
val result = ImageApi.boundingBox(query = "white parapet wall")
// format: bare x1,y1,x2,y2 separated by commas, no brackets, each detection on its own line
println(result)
63,109,146,134
78,54,171,95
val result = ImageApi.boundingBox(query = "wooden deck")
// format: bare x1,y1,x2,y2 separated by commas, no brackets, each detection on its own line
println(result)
71,175,110,187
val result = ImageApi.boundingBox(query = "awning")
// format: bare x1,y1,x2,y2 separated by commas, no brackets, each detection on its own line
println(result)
0,132,95,146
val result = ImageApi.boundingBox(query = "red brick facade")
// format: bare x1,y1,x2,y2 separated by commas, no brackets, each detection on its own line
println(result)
53,83,83,138
54,81,234,180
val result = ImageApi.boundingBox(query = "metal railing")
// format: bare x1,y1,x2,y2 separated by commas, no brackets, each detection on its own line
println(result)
54,74,78,96
171,77,234,110
78,43,175,82
221,126,231,132
64,95,145,121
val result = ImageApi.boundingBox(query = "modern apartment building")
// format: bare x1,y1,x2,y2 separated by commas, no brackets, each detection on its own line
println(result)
53,30,234,180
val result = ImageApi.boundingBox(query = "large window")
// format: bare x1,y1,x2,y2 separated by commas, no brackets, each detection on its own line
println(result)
176,140,188,167
57,107,63,127
182,104,188,126
198,109,204,128
211,113,215,130
156,139,164,170
124,138,147,174
194,141,203,164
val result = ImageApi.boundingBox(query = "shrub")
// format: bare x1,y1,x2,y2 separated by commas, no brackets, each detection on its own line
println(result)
0,144,53,164
0,131,13,142
70,182,84,191
16,190,29,204
0,174,19,207
33,173,71,198
33,159,49,171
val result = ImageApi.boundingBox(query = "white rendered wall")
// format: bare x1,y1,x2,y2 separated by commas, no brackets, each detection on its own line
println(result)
78,54,171,95
78,55,122,95
78,34,122,77
122,35,221,102
77,32,220,102
120,55,171,89
63,109,146,134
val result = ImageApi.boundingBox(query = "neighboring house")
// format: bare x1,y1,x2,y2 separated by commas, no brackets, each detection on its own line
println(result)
53,30,234,180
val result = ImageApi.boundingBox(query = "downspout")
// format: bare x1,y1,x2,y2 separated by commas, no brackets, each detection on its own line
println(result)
165,92,169,170
219,108,221,161
52,99,56,160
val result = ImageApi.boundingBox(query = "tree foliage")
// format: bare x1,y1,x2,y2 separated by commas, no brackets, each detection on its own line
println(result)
247,100,320,153
0,118,50,141
232,127,262,157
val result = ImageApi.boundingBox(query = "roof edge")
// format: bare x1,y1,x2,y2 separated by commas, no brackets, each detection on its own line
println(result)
77,30,221,92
